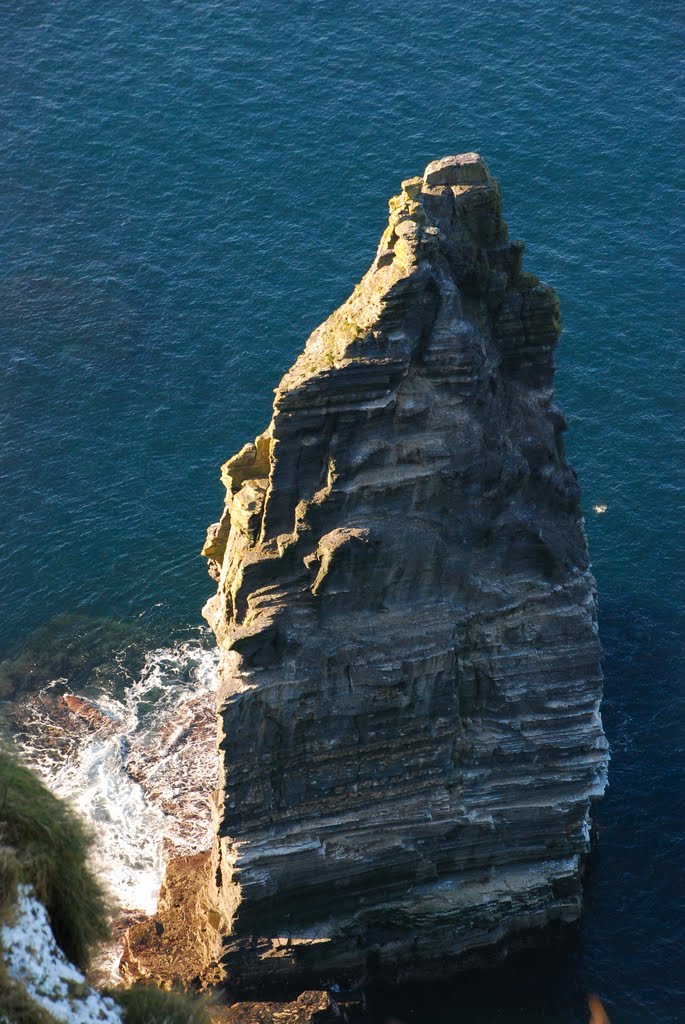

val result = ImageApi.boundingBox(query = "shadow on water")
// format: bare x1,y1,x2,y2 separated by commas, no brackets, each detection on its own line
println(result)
578,595,685,1022
0,610,207,702
363,937,589,1024
0,273,148,365
0,613,147,701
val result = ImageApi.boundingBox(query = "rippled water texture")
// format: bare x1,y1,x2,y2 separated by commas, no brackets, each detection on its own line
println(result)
1,2,683,1020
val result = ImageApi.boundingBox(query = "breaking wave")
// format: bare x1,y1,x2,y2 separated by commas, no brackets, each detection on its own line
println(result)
8,635,219,917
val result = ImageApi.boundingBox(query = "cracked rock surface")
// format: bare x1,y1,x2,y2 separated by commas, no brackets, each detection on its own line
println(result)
202,153,609,985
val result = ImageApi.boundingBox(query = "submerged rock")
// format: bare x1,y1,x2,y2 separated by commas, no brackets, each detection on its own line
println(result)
201,153,609,986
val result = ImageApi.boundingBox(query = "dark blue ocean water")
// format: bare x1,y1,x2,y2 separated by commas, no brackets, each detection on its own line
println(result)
1,1,683,1019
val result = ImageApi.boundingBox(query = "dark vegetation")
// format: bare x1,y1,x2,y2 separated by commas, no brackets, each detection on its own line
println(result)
106,984,212,1024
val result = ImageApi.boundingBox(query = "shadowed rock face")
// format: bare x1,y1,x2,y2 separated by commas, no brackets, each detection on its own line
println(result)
202,153,609,985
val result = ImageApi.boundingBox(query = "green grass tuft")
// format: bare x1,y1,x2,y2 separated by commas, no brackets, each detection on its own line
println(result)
107,984,212,1024
0,748,110,970
0,981,61,1023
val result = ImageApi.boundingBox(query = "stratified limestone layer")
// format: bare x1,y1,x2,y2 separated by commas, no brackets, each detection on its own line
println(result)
202,153,609,985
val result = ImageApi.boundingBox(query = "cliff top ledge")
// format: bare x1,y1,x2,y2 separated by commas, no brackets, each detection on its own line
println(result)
422,151,490,186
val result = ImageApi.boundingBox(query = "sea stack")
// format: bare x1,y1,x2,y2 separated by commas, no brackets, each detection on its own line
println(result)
202,153,609,985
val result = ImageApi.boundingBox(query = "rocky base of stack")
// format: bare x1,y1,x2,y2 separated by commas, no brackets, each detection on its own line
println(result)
217,860,591,990
120,852,223,990
210,991,346,1024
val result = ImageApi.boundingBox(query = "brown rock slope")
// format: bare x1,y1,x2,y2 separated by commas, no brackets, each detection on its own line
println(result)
202,153,609,985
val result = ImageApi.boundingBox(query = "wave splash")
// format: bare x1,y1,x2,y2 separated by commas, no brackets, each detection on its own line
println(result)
9,636,219,917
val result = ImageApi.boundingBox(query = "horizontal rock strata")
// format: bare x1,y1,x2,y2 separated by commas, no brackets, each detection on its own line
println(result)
202,152,609,985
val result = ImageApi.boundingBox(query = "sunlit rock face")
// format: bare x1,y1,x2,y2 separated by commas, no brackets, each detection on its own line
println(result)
202,153,609,985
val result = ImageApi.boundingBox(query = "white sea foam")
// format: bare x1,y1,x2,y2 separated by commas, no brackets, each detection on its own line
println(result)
14,636,219,917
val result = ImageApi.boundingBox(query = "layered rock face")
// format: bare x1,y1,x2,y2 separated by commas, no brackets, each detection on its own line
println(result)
202,153,609,985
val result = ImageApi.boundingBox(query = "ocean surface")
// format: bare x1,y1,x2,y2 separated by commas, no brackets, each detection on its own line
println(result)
1,1,683,1020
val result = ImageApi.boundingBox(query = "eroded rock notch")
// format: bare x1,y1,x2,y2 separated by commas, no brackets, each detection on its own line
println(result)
202,153,609,984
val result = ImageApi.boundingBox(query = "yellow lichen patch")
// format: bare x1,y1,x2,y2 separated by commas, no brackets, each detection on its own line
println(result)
393,237,419,269
388,193,405,216
220,432,272,495
276,179,433,385
378,224,395,251
401,176,423,200
388,195,426,233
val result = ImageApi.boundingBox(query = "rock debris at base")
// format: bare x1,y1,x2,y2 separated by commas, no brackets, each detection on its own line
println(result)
209,990,342,1023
